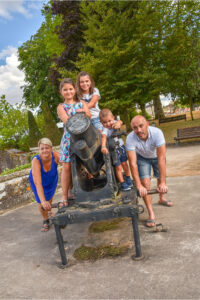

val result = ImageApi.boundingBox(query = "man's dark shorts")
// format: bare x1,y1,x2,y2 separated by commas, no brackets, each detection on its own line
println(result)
137,153,159,179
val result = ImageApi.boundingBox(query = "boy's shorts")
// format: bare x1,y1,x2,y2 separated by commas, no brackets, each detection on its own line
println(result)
114,145,128,167
136,153,159,179
90,117,103,131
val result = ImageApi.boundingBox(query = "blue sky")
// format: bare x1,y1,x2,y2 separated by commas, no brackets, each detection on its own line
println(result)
0,0,46,104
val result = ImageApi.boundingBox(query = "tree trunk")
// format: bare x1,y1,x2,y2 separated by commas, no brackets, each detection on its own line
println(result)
139,102,147,117
153,95,165,120
189,97,194,120
123,108,131,131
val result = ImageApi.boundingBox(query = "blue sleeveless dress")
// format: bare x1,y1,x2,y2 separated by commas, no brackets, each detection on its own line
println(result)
29,153,58,203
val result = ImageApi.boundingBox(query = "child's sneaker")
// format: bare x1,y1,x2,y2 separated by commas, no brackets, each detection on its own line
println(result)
120,182,131,191
125,176,133,187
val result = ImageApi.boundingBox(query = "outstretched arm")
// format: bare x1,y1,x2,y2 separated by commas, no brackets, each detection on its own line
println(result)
156,144,168,193
127,150,147,197
101,134,108,155
32,159,51,211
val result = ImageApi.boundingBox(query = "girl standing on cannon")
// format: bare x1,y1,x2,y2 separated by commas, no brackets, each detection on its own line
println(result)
57,78,91,206
76,71,103,132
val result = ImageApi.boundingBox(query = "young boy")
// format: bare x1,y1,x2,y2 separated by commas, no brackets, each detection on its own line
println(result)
99,108,133,191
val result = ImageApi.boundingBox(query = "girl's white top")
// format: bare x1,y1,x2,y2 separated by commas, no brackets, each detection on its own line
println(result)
82,87,101,119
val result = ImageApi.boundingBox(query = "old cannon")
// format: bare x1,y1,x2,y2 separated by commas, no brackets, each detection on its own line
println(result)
51,113,145,267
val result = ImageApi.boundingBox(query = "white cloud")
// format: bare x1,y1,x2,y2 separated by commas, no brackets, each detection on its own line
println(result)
0,46,17,60
0,0,38,19
0,47,25,105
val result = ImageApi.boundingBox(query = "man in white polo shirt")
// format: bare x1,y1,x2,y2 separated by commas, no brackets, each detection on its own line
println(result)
126,115,173,227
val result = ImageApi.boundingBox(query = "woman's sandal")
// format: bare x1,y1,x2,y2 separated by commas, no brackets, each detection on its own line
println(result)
41,219,50,232
58,201,68,208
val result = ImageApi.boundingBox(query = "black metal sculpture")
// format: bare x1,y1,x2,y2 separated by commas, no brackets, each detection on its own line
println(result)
51,113,144,267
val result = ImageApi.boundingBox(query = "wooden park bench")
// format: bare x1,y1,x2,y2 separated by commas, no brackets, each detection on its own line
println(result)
174,126,200,145
159,114,186,125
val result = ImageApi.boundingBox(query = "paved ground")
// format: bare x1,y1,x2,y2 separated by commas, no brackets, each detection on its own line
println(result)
0,144,200,299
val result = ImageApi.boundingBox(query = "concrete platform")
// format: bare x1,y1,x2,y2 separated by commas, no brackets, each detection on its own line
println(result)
0,145,200,299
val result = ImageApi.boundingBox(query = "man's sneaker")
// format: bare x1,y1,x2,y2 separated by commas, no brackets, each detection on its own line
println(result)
120,182,131,191
125,176,133,187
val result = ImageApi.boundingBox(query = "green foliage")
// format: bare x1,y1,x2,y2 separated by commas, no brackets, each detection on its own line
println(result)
17,0,200,125
163,0,200,119
35,113,46,136
41,102,62,146
17,136,30,152
0,96,29,150
0,163,31,176
18,5,64,119
28,111,42,147
69,1,168,124
50,0,85,86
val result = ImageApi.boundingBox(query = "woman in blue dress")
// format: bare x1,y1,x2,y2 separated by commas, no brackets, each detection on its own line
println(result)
29,138,60,232
57,78,91,206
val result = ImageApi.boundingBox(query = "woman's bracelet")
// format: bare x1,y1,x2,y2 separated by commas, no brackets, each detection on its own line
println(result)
101,146,107,148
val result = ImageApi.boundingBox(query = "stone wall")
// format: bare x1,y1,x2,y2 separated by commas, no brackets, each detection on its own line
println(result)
0,147,60,174
0,166,62,213
0,149,32,174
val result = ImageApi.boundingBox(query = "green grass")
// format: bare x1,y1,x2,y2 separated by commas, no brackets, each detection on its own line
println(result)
158,119,200,144
73,244,129,261
0,163,31,176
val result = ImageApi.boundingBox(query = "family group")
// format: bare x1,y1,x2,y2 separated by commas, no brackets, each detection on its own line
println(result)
29,71,173,232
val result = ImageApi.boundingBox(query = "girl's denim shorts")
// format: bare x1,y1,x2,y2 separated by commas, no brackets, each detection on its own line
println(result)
90,117,103,131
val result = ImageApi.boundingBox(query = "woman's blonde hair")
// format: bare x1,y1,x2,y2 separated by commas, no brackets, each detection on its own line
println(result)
38,138,52,148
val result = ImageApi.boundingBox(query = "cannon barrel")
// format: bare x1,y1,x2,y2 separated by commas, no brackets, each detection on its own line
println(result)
66,113,102,175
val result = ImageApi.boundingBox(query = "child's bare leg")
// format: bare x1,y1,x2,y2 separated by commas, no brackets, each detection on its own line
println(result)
115,165,124,183
121,161,131,177
61,162,71,205
121,161,133,187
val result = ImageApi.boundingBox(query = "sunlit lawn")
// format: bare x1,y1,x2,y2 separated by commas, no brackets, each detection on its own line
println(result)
149,111,200,144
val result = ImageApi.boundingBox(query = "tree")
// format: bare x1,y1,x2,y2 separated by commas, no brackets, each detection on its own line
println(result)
50,0,85,87
0,95,29,150
73,1,141,128
28,110,42,147
18,4,64,120
41,102,62,146
163,0,200,120
72,1,168,125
